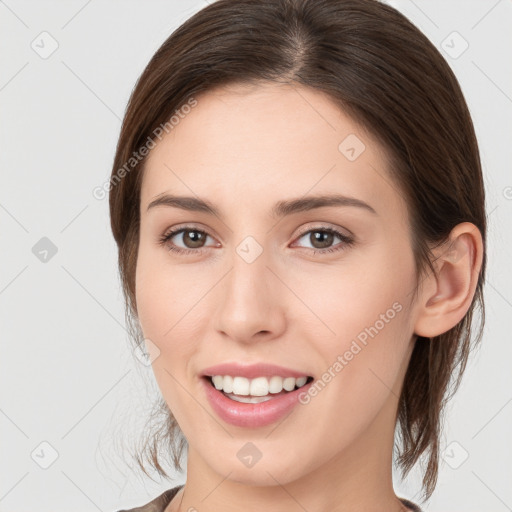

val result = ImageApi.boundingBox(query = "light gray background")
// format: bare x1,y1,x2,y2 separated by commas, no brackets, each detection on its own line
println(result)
1,1,511,511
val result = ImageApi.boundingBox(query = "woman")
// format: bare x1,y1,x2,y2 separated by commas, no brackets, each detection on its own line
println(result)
110,0,486,510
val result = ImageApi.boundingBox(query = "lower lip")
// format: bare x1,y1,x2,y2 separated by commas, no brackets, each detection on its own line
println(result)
201,377,313,428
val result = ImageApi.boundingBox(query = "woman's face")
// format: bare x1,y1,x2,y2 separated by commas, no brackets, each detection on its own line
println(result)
136,82,419,486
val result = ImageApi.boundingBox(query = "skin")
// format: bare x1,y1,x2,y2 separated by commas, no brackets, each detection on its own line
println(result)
135,82,483,512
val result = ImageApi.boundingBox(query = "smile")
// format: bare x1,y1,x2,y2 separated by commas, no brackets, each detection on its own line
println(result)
210,375,312,402
201,375,314,428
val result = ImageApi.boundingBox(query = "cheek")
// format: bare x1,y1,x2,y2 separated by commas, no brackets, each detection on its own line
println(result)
135,242,212,385
293,278,413,449
134,255,197,422
296,252,409,338
135,262,169,344
300,246,415,387
135,244,187,357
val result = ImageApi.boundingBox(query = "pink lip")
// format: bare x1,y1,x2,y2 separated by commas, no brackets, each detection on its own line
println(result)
201,376,313,428
200,362,312,379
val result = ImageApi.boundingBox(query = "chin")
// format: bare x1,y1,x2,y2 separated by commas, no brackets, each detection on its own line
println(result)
223,466,297,487
203,449,309,487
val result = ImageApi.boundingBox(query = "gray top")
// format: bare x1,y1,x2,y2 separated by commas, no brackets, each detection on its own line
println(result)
117,484,423,511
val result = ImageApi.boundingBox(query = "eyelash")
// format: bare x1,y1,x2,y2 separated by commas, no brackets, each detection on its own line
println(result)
158,225,355,256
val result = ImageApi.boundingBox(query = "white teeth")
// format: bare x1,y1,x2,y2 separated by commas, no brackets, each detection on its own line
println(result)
224,393,274,404
209,375,310,396
212,375,223,390
296,376,307,387
250,377,269,396
283,377,296,391
268,375,283,394
233,376,250,395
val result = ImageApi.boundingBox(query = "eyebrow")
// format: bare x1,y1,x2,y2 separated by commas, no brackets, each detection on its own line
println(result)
146,193,378,218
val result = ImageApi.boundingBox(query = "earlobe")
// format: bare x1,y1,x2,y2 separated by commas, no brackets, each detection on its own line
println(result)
414,222,483,338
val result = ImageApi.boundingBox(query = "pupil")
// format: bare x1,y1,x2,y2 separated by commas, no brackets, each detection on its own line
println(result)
312,231,333,248
186,230,204,248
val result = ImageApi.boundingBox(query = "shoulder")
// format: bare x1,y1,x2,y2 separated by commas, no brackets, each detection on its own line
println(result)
115,485,184,512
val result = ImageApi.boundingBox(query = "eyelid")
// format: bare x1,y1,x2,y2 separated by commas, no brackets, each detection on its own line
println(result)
159,223,219,247
159,223,349,243
158,222,354,255
293,222,353,239
160,222,216,240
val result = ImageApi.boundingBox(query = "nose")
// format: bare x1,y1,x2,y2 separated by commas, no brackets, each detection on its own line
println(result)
213,248,286,345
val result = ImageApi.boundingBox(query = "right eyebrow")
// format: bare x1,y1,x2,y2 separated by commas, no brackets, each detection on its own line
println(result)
146,192,378,218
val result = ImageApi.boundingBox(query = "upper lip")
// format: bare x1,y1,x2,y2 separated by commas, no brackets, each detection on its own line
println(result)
201,362,312,379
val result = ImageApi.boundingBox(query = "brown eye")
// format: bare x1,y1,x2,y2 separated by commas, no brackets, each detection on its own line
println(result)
158,227,214,254
179,229,207,248
308,230,335,249
294,227,354,254
158,225,354,256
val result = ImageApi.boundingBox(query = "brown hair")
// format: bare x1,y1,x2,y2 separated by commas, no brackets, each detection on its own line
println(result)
109,0,486,502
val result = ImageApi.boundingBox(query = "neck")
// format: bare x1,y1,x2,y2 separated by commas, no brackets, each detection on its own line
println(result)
166,389,409,512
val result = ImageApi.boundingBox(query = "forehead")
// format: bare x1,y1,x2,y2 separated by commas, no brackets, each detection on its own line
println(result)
140,82,408,226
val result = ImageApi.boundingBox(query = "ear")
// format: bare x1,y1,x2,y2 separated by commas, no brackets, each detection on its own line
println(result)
414,222,484,338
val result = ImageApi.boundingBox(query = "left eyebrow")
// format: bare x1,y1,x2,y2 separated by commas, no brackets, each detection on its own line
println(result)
271,194,378,217
146,193,378,218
